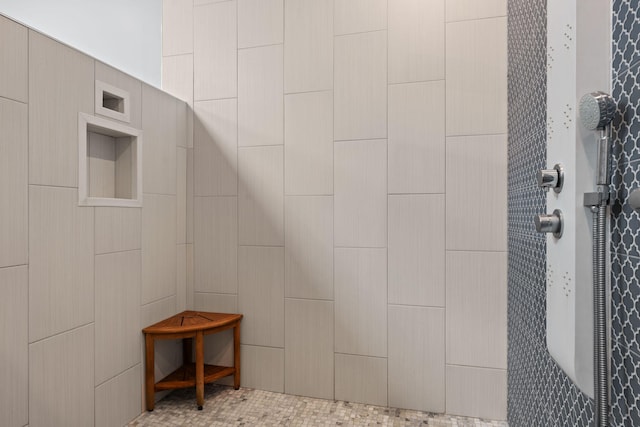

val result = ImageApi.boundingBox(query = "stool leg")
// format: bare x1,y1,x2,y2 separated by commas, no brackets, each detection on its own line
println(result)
144,334,155,411
195,331,204,410
233,324,241,390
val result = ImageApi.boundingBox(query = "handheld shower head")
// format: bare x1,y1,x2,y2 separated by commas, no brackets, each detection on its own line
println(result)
579,91,616,130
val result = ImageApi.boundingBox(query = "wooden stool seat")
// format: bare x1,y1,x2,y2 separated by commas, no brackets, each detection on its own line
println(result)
142,311,242,411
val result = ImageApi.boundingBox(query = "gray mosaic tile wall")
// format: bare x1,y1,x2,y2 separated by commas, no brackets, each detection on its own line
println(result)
611,0,640,425
509,0,640,425
507,0,593,425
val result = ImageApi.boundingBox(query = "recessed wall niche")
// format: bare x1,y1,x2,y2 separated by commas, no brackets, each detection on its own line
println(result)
78,113,143,207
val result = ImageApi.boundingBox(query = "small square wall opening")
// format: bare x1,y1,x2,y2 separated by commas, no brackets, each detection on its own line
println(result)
79,113,143,207
102,91,125,114
95,80,131,123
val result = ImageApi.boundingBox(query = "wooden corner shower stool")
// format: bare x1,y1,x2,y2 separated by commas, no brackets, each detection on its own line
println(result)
142,311,243,411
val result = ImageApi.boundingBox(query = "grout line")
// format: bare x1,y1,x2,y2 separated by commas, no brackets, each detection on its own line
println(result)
282,0,287,395
445,363,507,372
387,302,446,310
385,0,390,406
28,321,95,346
334,137,388,143
445,14,508,24
95,362,142,389
237,42,284,51
334,28,388,38
445,132,508,139
388,79,446,86
26,27,31,425
284,88,333,96
0,94,28,105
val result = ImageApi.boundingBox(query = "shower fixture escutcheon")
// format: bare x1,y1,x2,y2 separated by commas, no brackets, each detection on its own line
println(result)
534,209,563,238
538,163,564,193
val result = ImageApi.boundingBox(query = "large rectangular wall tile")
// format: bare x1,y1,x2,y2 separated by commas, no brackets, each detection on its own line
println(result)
177,101,189,148
142,84,178,195
0,266,28,427
238,45,284,147
29,31,94,187
238,246,284,347
194,1,237,100
388,195,445,307
95,251,141,385
446,135,507,251
285,196,333,300
29,186,94,342
95,207,141,254
446,0,506,22
388,81,445,194
238,146,284,246
284,0,333,93
177,147,187,243
162,0,193,56
284,91,333,195
334,0,387,35
96,61,143,128
334,31,387,141
0,97,27,268
241,345,284,392
187,148,194,242
388,305,445,412
194,99,238,196
177,244,187,312
238,0,283,48
285,298,334,399
194,292,238,312
446,365,507,420
334,248,386,357
186,244,194,309
194,197,237,293
446,251,507,369
162,54,194,106
334,139,386,248
335,354,387,407
140,296,182,384
29,324,94,427
95,364,142,427
193,293,237,372
388,0,444,83
142,194,177,304
0,16,28,102
446,17,507,135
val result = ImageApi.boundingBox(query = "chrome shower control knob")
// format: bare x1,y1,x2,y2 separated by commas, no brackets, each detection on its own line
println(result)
534,209,563,238
538,169,559,188
537,164,564,193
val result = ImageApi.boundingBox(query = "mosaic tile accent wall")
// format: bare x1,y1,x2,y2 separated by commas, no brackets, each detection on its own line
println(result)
611,0,640,425
507,0,594,425
509,0,640,425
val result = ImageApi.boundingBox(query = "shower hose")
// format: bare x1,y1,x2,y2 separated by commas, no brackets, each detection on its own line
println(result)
592,204,608,427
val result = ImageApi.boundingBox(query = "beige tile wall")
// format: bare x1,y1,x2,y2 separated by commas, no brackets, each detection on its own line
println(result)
0,14,188,426
163,0,507,420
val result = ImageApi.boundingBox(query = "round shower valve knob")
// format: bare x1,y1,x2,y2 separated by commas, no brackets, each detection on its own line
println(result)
537,164,564,193
534,209,563,238
538,169,558,187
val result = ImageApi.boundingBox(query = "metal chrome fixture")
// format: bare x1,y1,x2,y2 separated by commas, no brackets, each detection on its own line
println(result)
537,163,565,193
534,209,563,238
579,90,616,427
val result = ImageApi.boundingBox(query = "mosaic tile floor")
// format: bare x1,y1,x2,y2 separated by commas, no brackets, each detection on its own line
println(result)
129,385,509,427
